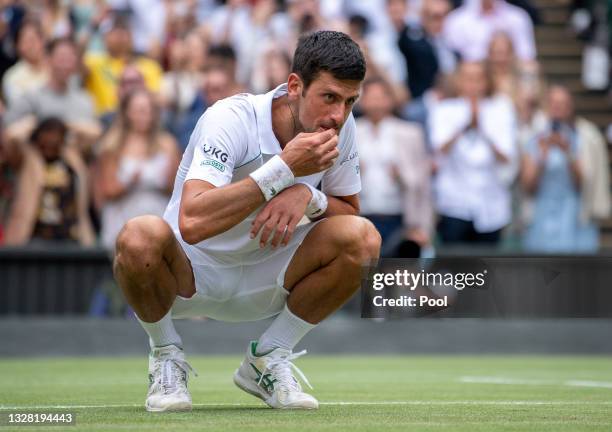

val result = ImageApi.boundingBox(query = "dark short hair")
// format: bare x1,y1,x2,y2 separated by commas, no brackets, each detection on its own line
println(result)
291,30,366,89
30,117,68,143
208,44,237,61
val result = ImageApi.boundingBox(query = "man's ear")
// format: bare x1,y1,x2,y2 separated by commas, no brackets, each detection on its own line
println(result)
286,73,303,101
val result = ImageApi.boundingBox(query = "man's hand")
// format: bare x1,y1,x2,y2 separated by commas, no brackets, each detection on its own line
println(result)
250,184,312,248
280,129,339,177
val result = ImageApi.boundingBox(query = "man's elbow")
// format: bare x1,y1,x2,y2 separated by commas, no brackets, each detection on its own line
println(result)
178,213,209,245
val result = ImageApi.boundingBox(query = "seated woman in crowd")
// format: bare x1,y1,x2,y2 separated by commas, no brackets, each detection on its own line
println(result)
428,61,518,246
4,117,95,245
97,89,180,251
521,85,610,253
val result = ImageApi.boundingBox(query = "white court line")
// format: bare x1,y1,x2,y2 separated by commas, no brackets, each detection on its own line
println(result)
460,376,612,389
566,380,612,389
460,377,553,385
1,401,612,410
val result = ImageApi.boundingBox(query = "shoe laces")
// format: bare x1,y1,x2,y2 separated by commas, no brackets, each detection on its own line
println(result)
153,355,197,394
258,349,313,393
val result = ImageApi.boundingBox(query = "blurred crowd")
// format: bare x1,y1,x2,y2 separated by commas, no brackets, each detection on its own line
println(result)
0,0,609,256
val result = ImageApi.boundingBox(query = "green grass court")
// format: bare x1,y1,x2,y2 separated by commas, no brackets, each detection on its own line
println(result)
1,356,611,431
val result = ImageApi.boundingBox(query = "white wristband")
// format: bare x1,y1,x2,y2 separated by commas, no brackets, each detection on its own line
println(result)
250,155,295,201
301,182,328,218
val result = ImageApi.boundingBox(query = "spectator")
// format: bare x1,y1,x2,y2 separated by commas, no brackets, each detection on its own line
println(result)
39,0,74,39
0,1,26,81
4,37,101,155
397,0,456,99
487,31,522,98
521,85,610,253
0,126,21,244
356,77,433,256
570,0,610,90
162,0,200,63
205,0,254,84
167,65,235,151
348,12,409,108
207,43,246,96
73,0,110,54
443,0,536,62
160,33,206,149
84,15,162,116
429,61,517,245
365,0,408,90
2,20,48,107
97,89,179,251
250,48,292,94
106,0,167,59
99,64,146,130
4,117,94,246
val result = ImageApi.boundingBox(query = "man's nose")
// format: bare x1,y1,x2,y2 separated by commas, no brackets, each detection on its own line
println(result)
330,103,345,125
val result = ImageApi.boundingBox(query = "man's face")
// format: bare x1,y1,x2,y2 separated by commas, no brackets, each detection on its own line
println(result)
204,69,231,105
36,129,64,162
422,0,449,36
50,43,77,82
105,27,132,56
387,0,408,25
290,71,361,133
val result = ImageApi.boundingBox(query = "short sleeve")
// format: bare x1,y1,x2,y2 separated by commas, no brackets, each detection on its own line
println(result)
185,105,246,187
321,114,361,196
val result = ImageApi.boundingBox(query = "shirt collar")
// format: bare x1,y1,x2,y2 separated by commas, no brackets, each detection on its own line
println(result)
255,83,288,155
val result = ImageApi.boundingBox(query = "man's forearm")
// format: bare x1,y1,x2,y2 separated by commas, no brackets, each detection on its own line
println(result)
318,195,359,219
179,178,265,244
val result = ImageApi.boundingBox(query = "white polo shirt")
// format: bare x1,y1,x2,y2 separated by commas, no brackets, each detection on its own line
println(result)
163,84,361,265
429,95,518,233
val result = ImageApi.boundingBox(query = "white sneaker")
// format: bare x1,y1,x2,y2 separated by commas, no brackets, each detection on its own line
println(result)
145,345,197,412
233,341,318,409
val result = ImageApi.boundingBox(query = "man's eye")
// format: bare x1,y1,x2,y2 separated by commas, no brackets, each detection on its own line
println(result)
324,94,334,102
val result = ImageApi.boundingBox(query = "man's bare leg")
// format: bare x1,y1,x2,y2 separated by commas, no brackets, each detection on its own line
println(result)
256,215,381,353
114,215,195,347
113,215,197,412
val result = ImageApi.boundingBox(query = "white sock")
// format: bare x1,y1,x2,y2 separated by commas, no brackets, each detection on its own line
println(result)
137,310,183,349
257,304,316,354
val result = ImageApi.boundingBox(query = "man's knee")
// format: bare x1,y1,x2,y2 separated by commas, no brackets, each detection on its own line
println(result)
114,215,174,272
334,216,381,266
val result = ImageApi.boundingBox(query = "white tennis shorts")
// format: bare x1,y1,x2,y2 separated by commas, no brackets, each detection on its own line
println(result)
170,222,318,322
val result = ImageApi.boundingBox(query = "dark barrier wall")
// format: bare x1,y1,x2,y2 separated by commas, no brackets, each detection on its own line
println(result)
0,246,114,315
2,247,612,316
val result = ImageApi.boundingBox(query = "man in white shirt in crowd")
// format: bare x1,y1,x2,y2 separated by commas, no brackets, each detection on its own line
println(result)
113,31,381,412
429,61,517,244
443,0,536,62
